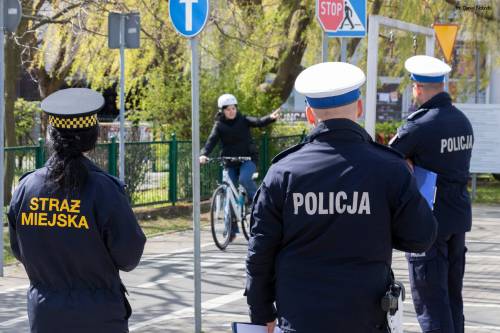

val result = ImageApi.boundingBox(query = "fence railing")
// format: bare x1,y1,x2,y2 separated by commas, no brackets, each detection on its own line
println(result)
6,132,305,207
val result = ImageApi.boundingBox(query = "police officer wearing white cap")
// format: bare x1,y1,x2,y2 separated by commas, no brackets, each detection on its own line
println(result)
8,88,146,333
390,55,474,333
245,62,437,333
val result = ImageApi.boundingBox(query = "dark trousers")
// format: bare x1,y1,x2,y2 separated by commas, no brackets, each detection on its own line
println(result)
226,161,257,201
407,233,466,333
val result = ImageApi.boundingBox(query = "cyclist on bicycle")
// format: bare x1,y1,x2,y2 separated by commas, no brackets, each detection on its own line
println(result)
200,93,280,202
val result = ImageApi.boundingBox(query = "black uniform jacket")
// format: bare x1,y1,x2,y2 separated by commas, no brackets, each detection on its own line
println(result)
246,119,437,333
8,157,146,333
201,112,275,166
390,92,474,235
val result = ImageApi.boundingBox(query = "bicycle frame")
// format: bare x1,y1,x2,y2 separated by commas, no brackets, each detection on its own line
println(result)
221,169,244,222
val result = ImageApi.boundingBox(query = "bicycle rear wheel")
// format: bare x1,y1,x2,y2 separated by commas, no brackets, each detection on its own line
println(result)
210,185,231,250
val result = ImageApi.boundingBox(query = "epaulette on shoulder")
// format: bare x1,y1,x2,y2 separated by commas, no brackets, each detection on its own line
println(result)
369,141,405,159
407,108,429,120
19,170,35,182
271,142,306,165
103,173,126,190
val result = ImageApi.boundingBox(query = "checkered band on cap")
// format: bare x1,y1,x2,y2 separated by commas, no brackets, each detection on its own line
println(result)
48,114,98,129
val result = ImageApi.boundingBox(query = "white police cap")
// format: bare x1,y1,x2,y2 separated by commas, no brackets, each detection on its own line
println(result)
405,55,451,83
41,88,104,129
294,62,366,109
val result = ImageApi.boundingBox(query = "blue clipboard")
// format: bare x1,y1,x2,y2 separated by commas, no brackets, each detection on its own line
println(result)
414,166,437,210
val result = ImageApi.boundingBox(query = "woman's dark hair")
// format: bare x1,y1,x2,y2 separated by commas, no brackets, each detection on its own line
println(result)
46,125,98,193
216,105,238,121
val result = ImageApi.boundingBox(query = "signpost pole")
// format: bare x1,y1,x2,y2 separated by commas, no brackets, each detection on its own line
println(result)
340,38,347,62
190,37,202,333
322,31,328,62
119,14,126,183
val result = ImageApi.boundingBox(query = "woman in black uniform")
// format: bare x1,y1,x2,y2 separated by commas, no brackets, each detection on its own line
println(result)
8,88,146,333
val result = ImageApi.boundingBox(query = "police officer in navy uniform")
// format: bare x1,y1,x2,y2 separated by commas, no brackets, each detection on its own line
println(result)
245,62,438,333
390,55,474,333
8,88,146,333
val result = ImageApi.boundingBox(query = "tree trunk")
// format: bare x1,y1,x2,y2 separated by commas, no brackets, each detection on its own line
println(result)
269,2,313,102
4,36,21,204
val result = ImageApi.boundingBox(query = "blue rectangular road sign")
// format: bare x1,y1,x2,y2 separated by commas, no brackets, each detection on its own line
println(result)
327,0,366,38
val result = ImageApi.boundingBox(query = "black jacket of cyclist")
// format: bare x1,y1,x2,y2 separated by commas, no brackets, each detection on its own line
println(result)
200,93,280,202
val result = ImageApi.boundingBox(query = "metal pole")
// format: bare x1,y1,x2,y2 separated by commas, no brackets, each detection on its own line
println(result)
322,31,328,62
190,37,202,333
0,21,5,277
340,38,347,62
443,57,449,92
119,14,126,182
425,35,435,57
365,15,379,139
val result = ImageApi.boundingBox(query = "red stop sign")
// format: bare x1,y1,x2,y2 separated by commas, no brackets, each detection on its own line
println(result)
316,0,345,32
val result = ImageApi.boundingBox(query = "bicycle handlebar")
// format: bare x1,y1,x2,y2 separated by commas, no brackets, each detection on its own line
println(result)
207,156,252,163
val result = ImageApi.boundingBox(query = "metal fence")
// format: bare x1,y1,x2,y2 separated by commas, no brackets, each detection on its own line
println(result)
6,133,305,207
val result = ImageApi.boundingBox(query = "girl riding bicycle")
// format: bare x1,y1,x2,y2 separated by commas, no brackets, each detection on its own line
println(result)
200,94,280,240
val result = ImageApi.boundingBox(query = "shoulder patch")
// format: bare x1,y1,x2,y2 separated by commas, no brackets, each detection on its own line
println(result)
407,108,429,120
19,170,35,182
271,142,306,164
369,142,405,159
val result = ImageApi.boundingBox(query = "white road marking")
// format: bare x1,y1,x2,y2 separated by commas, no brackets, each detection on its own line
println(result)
0,284,29,295
403,322,500,331
129,290,243,331
136,260,244,288
139,242,213,260
0,315,28,328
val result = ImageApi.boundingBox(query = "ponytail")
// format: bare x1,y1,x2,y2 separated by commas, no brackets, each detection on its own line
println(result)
46,125,98,193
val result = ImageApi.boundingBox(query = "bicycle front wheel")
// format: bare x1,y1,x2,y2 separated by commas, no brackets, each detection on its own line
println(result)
210,185,231,250
241,205,251,241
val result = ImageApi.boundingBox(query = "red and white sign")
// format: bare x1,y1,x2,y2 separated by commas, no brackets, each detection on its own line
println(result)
316,0,345,32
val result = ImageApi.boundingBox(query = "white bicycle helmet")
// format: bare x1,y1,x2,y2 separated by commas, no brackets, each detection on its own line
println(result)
217,94,238,109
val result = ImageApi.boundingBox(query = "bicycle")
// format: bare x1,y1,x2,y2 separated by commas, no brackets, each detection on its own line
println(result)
206,157,253,250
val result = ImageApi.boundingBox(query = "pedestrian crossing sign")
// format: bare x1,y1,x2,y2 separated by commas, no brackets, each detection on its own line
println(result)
326,0,366,38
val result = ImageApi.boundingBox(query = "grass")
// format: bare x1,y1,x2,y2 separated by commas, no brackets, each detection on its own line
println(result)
471,176,500,205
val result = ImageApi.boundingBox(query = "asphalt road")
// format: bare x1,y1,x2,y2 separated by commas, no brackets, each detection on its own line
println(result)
1,205,500,333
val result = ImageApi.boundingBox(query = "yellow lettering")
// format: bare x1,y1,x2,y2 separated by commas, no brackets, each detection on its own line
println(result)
29,198,39,211
67,215,78,228
38,213,48,226
21,212,34,226
78,216,89,230
70,200,80,214
49,198,60,212
39,198,49,211
48,214,56,227
60,199,70,212
57,214,67,227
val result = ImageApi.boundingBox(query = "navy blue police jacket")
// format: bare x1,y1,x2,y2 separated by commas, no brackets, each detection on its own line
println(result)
245,119,437,333
8,157,146,333
390,92,474,235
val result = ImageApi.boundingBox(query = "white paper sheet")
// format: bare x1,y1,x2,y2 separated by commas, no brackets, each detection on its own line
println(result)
232,322,282,333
